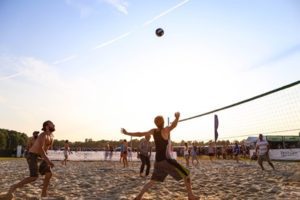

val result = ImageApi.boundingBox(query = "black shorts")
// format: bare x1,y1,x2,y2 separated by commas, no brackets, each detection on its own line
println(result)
151,159,189,182
27,152,51,177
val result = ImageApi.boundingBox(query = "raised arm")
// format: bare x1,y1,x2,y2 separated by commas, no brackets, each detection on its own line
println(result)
121,128,154,137
167,112,180,131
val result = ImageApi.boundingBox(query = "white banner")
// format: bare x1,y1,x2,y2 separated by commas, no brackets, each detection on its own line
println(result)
17,145,22,158
250,149,300,161
47,150,177,161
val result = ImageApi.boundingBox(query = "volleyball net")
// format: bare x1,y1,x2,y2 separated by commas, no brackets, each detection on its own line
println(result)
176,80,300,142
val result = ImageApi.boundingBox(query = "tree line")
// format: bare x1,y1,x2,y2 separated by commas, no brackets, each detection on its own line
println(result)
0,128,239,152
0,128,28,150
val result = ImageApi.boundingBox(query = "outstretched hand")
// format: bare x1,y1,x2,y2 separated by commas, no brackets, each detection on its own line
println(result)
121,128,127,135
175,112,180,119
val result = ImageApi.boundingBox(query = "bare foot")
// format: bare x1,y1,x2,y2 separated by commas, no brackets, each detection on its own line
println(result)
0,193,14,200
134,195,142,200
188,195,200,200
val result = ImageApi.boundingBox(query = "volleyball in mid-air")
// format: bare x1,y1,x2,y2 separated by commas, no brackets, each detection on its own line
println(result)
155,28,164,37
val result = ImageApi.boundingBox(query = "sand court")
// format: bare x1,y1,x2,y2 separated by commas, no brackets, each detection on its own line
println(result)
0,158,299,199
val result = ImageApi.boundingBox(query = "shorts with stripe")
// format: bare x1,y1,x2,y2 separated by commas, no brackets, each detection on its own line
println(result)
151,159,189,182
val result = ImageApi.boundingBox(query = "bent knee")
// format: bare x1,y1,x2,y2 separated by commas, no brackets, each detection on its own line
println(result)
44,172,52,178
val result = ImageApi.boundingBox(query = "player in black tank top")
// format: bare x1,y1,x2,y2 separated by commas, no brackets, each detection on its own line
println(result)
153,129,168,162
121,112,198,200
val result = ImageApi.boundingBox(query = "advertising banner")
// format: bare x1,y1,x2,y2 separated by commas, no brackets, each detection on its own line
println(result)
250,149,300,161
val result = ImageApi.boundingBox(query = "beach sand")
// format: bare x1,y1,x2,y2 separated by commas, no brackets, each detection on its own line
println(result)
0,158,299,200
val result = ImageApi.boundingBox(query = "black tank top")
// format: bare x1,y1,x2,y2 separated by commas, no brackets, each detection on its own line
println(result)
153,129,168,162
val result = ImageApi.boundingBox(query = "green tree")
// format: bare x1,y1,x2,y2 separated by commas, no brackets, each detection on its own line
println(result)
0,132,7,149
0,128,28,150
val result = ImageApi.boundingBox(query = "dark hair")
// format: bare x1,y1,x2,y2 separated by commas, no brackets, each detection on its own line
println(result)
33,131,39,135
65,140,69,143
42,120,53,131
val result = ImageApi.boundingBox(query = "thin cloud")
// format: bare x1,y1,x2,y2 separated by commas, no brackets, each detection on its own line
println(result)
0,71,23,81
0,56,62,85
53,55,77,65
103,0,129,15
65,0,94,18
143,0,190,26
92,1,190,50
93,31,132,50
250,44,300,69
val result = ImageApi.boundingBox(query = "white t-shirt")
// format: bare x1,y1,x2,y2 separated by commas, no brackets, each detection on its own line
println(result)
184,146,189,156
256,140,269,155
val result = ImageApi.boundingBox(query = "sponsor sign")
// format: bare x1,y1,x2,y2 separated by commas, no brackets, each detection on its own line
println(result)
250,149,300,161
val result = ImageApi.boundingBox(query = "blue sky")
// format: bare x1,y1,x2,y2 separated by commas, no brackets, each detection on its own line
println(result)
0,0,299,142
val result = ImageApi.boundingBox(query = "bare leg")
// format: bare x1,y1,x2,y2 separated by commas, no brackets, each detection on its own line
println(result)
266,157,275,170
258,159,264,170
184,176,198,200
41,172,52,197
125,157,128,167
185,157,189,167
123,157,126,168
268,161,275,170
235,155,239,163
134,180,156,200
7,177,38,196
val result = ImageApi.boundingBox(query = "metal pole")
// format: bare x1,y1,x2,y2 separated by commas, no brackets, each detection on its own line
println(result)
130,136,133,161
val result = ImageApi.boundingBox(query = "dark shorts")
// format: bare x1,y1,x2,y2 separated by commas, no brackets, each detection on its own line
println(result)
27,152,51,177
151,159,189,182
258,153,271,163
208,153,214,156
121,151,127,157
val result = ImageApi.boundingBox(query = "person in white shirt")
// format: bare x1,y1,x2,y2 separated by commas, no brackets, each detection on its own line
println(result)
255,134,275,170
184,143,190,167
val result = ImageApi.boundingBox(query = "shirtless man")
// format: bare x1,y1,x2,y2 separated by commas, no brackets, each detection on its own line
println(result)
25,131,39,160
61,140,71,166
121,112,198,200
5,120,55,198
27,131,39,150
